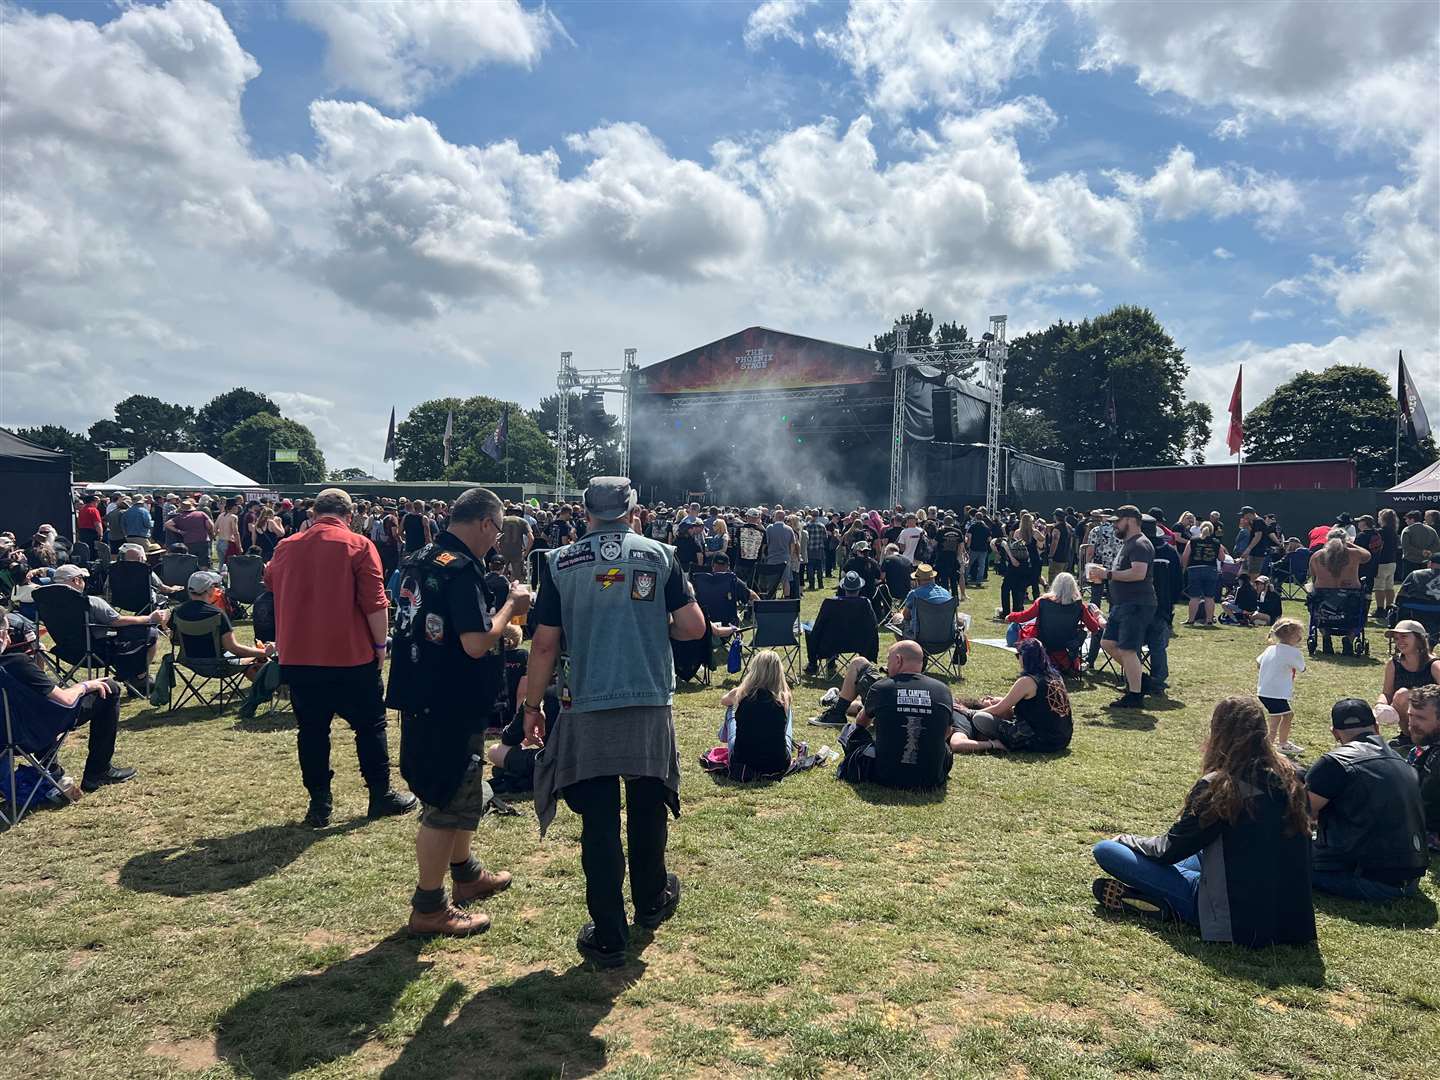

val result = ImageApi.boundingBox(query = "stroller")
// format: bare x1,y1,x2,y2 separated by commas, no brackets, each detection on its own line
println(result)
1306,588,1370,657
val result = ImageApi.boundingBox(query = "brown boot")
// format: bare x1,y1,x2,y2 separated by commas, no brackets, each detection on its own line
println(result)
408,904,491,937
452,869,512,907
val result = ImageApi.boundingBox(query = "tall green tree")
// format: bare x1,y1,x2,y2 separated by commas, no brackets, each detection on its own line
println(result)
195,389,280,456
86,394,197,458
1242,365,1438,487
13,424,108,480
329,467,374,482
221,414,326,484
872,309,974,378
395,397,552,483
1000,306,1211,471
999,405,1058,457
529,393,620,484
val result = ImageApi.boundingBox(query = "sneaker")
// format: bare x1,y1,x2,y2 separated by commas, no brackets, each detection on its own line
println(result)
1140,678,1166,697
408,904,490,938
1277,741,1305,756
635,874,682,930
803,662,819,676
1091,877,1176,921
1106,692,1146,710
808,707,846,727
819,687,840,707
367,789,419,819
80,766,137,792
576,922,627,969
452,868,512,906
303,799,332,828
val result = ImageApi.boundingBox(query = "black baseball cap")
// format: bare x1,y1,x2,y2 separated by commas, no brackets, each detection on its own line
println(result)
1330,698,1376,731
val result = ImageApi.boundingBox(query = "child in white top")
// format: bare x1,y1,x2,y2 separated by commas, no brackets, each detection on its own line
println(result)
1256,618,1307,755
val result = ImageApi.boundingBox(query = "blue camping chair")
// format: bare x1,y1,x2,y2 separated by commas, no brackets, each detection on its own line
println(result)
1,665,82,826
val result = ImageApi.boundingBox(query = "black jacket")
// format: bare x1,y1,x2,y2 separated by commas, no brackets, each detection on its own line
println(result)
1119,771,1316,947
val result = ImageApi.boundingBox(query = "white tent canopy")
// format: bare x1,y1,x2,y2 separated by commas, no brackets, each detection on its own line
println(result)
101,451,263,490
1387,459,1440,494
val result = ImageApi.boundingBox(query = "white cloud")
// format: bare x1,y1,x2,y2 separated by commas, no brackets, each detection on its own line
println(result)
1212,247,1233,260
289,0,562,109
1108,146,1300,230
818,0,1051,117
1030,283,1102,301
744,0,815,50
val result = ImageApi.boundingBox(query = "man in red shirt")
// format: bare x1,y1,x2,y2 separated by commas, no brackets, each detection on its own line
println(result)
76,494,103,548
266,488,416,827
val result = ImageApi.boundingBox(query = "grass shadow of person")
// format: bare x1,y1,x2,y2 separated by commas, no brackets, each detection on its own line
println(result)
850,782,948,806
1083,710,1159,731
119,819,366,896
216,931,431,1079
1313,888,1439,929
122,703,218,733
1093,908,1328,989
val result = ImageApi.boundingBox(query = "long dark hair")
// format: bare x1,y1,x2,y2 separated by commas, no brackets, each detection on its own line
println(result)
1016,638,1057,683
1192,696,1309,835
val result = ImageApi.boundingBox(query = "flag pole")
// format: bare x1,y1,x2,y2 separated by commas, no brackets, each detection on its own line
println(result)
1395,351,1403,487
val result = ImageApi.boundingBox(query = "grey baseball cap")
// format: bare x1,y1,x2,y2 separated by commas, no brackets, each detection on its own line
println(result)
52,564,89,583
188,570,223,595
583,477,637,521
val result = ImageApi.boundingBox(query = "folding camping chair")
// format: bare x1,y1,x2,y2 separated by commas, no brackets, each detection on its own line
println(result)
912,595,966,680
68,541,91,566
107,559,157,616
225,555,266,608
159,552,200,589
1277,549,1312,602
1393,598,1440,640
752,564,786,600
32,584,118,685
1,665,82,826
803,597,879,675
672,620,717,686
169,614,251,714
744,598,803,679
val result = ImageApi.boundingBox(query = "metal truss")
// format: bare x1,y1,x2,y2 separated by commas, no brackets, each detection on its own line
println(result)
556,349,638,497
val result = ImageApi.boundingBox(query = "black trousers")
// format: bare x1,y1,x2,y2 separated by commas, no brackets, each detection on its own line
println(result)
934,556,960,593
286,663,392,800
1000,571,1027,614
561,775,670,950
76,681,120,782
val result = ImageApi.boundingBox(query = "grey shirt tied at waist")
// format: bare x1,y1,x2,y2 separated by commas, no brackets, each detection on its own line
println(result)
534,705,681,835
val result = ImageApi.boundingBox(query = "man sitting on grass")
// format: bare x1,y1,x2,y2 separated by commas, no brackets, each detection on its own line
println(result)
835,641,953,790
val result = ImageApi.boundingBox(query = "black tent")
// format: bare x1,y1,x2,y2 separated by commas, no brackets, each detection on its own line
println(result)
0,428,73,542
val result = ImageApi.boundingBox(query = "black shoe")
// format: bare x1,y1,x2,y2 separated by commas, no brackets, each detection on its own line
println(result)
367,789,419,819
1140,678,1166,697
576,922,627,969
807,708,847,727
636,874,682,930
1092,877,1176,921
803,662,819,677
304,799,333,828
1106,692,1145,710
80,766,136,792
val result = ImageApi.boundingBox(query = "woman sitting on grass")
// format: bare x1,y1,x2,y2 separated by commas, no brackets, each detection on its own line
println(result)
950,638,1073,754
713,650,795,778
1091,695,1316,947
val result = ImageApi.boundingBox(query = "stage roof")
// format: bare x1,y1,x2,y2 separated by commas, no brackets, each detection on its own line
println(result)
104,451,262,490
1388,459,1440,494
638,327,886,395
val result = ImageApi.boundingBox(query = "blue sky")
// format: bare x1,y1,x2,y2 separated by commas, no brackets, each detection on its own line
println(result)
3,1,1435,475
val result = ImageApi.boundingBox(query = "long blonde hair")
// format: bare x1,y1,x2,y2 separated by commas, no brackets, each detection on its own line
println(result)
1018,511,1034,544
738,650,789,706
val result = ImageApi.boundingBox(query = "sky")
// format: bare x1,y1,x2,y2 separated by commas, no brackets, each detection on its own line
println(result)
2,0,1436,478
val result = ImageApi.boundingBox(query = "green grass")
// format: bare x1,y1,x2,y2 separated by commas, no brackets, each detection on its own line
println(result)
3,586,1438,1079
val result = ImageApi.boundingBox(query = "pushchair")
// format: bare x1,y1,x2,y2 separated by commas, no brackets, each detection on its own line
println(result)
1306,588,1370,656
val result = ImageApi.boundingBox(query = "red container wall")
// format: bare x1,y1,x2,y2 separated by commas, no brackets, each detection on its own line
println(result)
1095,460,1355,492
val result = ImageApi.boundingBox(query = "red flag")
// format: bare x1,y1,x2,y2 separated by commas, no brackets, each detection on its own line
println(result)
1225,367,1243,455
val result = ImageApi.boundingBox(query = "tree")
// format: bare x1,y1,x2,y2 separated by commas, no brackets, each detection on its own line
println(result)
195,389,280,456
87,394,197,458
999,306,1210,472
395,397,552,484
873,309,975,379
1242,365,1438,487
221,414,326,484
999,404,1058,457
14,424,108,480
329,467,374,482
529,393,621,484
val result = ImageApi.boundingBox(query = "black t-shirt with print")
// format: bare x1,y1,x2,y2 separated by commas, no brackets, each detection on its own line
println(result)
863,673,954,790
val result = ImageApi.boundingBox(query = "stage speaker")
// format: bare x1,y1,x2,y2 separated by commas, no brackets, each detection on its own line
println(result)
933,389,956,443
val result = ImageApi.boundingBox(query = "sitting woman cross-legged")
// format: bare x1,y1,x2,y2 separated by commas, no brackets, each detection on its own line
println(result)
712,650,795,779
950,638,1073,754
1091,695,1316,947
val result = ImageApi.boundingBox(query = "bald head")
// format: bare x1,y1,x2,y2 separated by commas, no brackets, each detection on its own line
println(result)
888,640,924,674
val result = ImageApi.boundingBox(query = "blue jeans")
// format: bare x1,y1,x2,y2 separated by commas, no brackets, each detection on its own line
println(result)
1312,869,1420,903
1144,614,1170,689
1092,840,1201,924
967,551,987,584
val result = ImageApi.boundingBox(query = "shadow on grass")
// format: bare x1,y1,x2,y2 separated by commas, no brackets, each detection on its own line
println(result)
216,931,648,1079
1100,911,1329,989
1082,711,1159,731
123,704,216,732
851,782,948,806
1314,889,1439,929
119,820,365,896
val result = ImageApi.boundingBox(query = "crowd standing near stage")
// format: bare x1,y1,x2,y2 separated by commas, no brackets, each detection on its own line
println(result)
2,484,1438,956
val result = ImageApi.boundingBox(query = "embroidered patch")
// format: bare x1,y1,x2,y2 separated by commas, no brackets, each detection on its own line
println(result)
599,538,623,561
630,547,660,563
631,570,656,601
434,551,458,566
556,548,595,571
424,613,445,642
596,568,625,590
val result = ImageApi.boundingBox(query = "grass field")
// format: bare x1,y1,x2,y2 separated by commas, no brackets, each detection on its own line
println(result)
3,583,1438,1080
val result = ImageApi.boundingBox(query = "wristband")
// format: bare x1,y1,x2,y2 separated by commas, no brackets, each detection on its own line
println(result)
523,703,542,713
373,642,387,652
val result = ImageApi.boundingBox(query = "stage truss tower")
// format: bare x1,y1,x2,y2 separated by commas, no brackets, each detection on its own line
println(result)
888,314,1007,510
555,348,639,498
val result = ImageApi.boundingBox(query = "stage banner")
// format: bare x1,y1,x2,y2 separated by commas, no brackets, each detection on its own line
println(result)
638,327,885,394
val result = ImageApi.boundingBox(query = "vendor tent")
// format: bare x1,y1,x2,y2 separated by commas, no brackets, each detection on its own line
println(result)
1386,459,1440,509
0,428,73,541
104,452,262,491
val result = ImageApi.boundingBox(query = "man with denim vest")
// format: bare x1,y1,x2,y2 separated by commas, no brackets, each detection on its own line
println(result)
526,477,706,968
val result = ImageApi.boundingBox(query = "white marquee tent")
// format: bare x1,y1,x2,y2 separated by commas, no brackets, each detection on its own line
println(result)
99,452,264,491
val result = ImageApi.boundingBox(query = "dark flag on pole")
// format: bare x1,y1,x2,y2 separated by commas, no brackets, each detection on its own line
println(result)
442,409,454,468
482,404,509,462
1399,351,1432,442
1104,387,1117,436
1226,367,1244,455
383,407,397,462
